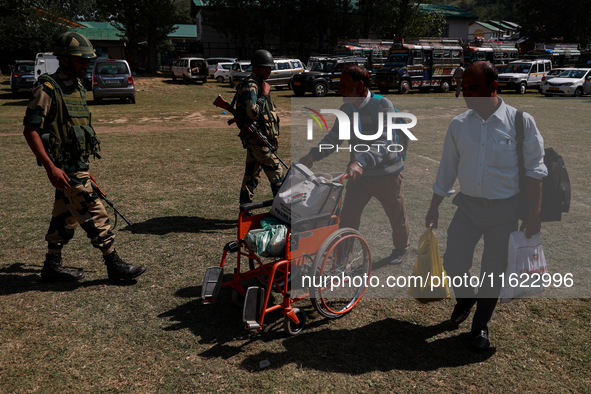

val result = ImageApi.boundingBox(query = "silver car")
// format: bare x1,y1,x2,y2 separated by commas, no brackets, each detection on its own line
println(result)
92,59,136,104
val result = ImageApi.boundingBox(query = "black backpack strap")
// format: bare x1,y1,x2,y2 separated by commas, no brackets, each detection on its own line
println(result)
515,110,525,178
515,110,528,220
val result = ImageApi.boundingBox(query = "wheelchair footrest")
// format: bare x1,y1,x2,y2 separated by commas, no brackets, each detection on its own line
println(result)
243,286,265,329
201,267,223,303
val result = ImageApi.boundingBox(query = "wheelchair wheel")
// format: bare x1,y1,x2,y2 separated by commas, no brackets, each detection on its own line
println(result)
310,228,371,319
284,307,306,335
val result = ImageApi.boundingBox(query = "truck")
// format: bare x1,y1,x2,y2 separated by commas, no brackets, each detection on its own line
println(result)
374,38,463,94
334,39,392,81
463,39,519,68
529,43,581,68
34,52,59,80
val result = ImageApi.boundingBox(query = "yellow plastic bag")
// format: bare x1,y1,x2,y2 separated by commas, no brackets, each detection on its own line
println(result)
408,227,450,303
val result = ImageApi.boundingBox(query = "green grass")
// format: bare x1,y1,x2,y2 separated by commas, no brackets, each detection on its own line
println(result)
0,75,590,392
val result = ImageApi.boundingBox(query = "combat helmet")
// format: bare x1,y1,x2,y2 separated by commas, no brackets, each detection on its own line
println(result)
251,49,274,67
53,32,96,58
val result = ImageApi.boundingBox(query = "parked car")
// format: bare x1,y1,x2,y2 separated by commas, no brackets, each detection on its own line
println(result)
84,55,109,90
497,59,552,94
92,59,136,104
291,56,369,96
214,62,233,82
171,57,208,84
540,68,591,97
231,58,306,89
541,67,570,83
206,57,237,77
271,58,306,89
10,60,35,97
34,52,59,81
229,61,251,88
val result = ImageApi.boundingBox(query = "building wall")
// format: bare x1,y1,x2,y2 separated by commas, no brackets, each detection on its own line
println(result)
447,20,472,40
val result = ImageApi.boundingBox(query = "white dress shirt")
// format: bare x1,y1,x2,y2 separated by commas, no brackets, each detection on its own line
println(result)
433,98,547,199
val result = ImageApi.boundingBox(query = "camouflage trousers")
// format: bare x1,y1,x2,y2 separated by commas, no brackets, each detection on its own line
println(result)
240,143,285,205
45,171,115,256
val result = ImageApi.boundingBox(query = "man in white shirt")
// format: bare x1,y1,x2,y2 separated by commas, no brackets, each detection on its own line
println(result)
425,61,547,352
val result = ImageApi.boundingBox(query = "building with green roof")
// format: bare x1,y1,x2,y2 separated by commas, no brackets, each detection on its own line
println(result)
418,3,477,40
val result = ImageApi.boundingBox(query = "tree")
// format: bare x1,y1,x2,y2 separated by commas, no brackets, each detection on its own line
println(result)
514,0,591,44
0,0,68,64
334,0,447,40
96,0,178,73
202,0,357,59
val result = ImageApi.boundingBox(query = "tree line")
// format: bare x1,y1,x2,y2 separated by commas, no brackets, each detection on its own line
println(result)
1,0,590,74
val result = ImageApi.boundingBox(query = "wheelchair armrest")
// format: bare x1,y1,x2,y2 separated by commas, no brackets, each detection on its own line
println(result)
240,199,274,212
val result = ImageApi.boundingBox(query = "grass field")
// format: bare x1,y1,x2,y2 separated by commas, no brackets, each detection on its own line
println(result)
1,75,590,392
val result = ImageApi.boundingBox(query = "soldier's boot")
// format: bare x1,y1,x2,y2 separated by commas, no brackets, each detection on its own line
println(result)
104,250,146,281
41,253,85,282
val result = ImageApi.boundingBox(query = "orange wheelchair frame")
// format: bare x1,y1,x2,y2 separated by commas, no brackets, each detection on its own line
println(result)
201,175,372,335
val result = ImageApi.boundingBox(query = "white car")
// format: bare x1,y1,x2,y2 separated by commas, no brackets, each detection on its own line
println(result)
213,62,233,82
206,57,237,77
498,59,552,94
540,68,591,97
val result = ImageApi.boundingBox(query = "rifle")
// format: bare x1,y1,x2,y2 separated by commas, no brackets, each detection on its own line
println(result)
213,94,288,169
89,173,133,227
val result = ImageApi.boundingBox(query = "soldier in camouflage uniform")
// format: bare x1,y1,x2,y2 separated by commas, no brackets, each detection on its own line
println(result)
233,49,284,205
23,32,146,283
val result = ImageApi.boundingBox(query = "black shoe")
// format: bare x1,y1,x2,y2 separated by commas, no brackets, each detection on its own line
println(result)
450,298,476,326
388,249,409,265
41,254,84,282
104,250,146,281
470,327,490,352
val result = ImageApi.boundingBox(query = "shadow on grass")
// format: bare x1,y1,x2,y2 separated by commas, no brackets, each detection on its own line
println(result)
0,263,139,295
160,284,494,372
122,216,236,235
159,284,261,359
240,318,495,373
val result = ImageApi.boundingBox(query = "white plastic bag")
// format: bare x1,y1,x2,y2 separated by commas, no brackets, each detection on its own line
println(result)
500,231,547,303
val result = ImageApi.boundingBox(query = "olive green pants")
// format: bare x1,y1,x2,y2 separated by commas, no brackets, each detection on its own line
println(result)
45,171,115,256
240,143,284,205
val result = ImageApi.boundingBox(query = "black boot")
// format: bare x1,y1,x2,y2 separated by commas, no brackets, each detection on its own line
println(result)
41,253,85,282
104,250,146,281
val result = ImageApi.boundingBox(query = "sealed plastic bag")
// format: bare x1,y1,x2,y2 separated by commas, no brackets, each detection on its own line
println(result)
245,219,288,257
500,231,547,303
408,227,450,303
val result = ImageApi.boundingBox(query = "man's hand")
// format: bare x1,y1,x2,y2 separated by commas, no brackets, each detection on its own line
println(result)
347,162,363,181
425,193,444,229
46,165,71,189
521,215,541,238
425,206,439,229
261,81,271,97
299,153,315,169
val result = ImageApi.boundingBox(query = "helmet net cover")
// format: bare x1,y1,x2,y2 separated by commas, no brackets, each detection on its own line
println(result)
54,32,96,58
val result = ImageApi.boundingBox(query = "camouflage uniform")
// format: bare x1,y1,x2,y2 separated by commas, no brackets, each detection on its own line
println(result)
234,73,284,204
24,69,115,256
